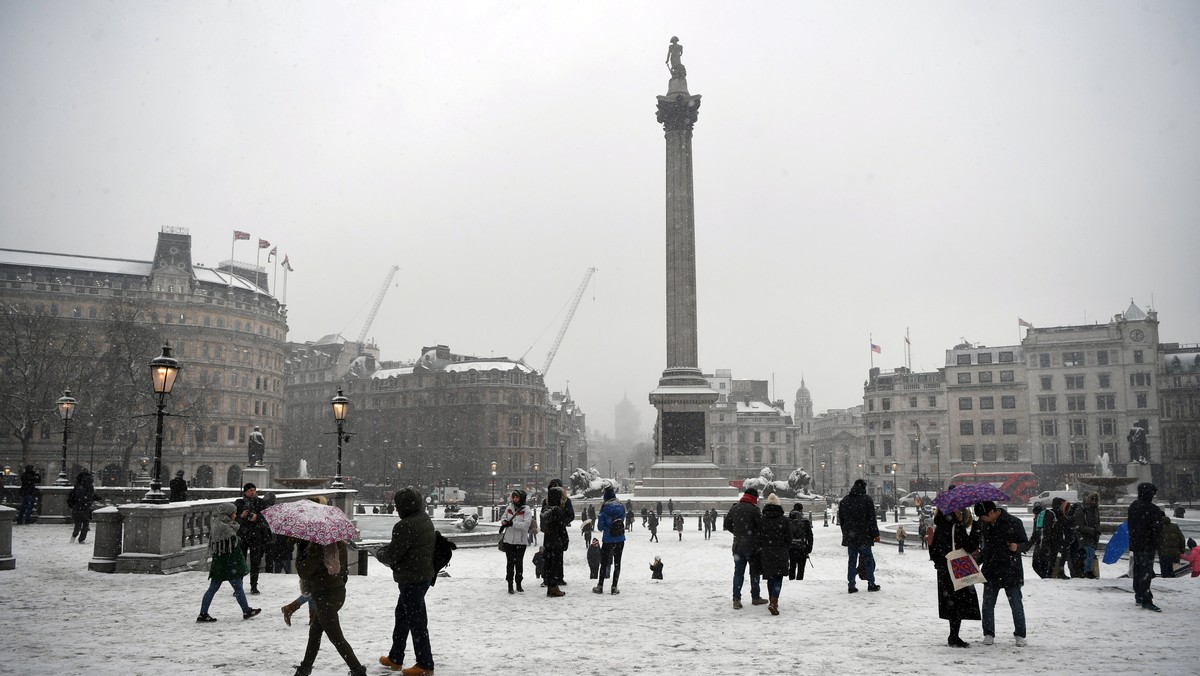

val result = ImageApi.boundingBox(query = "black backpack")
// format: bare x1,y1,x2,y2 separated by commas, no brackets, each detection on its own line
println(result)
608,517,625,538
430,531,456,586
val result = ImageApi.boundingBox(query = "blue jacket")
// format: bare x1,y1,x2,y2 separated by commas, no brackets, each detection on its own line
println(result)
597,498,626,544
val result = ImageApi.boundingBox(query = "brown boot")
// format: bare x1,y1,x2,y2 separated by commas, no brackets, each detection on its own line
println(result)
547,586,565,597
732,599,743,609
280,601,302,626
768,596,779,615
751,598,769,606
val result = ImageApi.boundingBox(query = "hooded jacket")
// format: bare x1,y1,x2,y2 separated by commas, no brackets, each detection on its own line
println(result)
1127,483,1164,554
1159,516,1187,559
1074,494,1101,547
757,497,792,578
597,488,626,544
381,486,436,585
838,480,879,547
723,491,762,553
975,509,1028,587
500,489,535,546
540,486,570,551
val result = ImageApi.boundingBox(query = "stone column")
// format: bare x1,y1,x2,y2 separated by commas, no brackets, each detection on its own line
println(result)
0,505,15,570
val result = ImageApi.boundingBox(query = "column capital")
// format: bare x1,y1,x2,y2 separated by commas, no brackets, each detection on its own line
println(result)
656,93,702,133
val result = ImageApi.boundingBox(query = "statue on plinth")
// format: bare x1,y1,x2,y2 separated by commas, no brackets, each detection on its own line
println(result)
248,426,266,467
1127,423,1149,465
665,36,686,78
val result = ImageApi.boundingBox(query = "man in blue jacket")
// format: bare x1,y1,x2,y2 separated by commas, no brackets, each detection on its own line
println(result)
593,485,626,595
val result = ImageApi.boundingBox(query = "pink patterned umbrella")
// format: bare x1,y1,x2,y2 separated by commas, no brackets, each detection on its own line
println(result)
261,499,359,545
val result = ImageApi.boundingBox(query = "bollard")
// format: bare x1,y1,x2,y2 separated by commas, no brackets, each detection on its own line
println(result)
0,505,15,570
88,507,123,573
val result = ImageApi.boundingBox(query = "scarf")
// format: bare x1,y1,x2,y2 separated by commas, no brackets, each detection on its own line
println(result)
739,493,758,506
209,511,241,556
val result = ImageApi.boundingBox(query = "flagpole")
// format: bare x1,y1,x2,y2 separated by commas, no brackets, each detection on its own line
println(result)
272,253,279,298
870,333,874,370
228,236,236,289
905,327,911,371
282,264,289,306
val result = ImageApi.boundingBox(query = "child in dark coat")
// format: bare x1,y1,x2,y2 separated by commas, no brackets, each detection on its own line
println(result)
587,539,601,579
533,546,546,585
650,555,664,580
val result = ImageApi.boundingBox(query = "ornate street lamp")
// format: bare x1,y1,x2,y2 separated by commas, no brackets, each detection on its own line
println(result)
558,439,565,485
820,461,826,494
330,388,349,488
490,460,498,521
892,462,899,522
142,343,179,503
54,389,77,486
533,461,540,501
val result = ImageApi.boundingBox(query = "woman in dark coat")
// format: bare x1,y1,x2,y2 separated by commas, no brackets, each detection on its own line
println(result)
929,506,980,647
67,471,101,543
292,539,365,676
540,486,569,597
758,494,793,615
196,503,260,622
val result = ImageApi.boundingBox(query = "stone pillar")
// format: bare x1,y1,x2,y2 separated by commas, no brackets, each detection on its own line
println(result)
88,507,123,573
241,466,270,492
0,505,15,570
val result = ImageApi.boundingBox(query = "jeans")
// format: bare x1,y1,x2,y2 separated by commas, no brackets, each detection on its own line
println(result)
982,583,1026,638
18,495,36,524
504,544,527,583
1083,545,1096,576
598,541,624,588
766,575,783,599
301,587,362,671
200,577,251,615
732,549,761,600
846,544,876,587
390,582,433,670
1132,551,1155,605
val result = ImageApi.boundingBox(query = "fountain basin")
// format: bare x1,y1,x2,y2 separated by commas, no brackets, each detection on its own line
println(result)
274,477,332,489
1075,475,1139,503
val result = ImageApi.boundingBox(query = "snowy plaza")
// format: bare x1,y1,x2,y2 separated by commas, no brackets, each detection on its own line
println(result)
3,506,1199,676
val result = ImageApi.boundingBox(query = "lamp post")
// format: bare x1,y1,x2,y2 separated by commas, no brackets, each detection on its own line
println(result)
558,439,565,485
142,343,180,503
892,462,899,522
490,461,497,521
820,461,826,494
973,461,978,483
416,443,423,493
809,444,815,477
330,388,349,489
54,389,77,486
533,461,540,502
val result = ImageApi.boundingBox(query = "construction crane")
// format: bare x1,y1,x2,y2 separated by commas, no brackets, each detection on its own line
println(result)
356,265,400,345
540,267,597,377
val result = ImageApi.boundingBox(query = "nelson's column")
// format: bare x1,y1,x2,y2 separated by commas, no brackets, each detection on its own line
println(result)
640,37,738,504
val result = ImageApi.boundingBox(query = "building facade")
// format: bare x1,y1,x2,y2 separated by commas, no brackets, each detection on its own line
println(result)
862,367,948,501
705,369,794,482
944,343,1030,479
0,228,288,487
1155,343,1198,499
810,405,866,496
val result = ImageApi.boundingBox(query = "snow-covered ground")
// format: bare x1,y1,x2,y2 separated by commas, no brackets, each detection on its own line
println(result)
3,511,1198,676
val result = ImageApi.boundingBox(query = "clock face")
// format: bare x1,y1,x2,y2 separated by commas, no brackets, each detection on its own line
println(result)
1131,329,1145,342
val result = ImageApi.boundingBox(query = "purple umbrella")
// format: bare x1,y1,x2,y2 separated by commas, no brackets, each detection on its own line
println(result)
931,483,1011,513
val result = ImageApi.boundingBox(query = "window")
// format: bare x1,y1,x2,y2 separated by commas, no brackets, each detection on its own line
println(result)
1063,351,1085,367
1003,444,1019,461
1098,374,1111,389
1071,441,1088,464
882,420,892,431
1039,353,1051,368
1042,442,1059,464
960,421,974,435
1065,375,1085,390
979,371,994,383
1098,418,1116,436
869,440,875,457
753,432,761,443
1003,419,1018,435
982,444,997,461
928,396,937,407
868,399,875,411
1097,350,1109,365
977,353,993,364
957,354,972,365
509,431,520,446
238,427,247,443
882,398,891,411
883,439,892,456
1069,418,1087,436
909,397,918,408
1096,394,1115,410
957,372,972,384
960,445,976,461
1001,395,1016,409
981,420,996,435
1134,350,1144,364
1041,419,1059,436
958,397,973,410
1136,392,1148,408
768,432,776,443
1131,372,1151,387
1038,396,1057,412
1000,370,1014,382
228,426,236,441
980,396,994,410
1040,376,1053,391
999,351,1014,363
1067,395,1086,411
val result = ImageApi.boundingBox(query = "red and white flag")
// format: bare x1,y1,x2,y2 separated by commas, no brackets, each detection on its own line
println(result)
268,246,277,262
1018,318,1033,328
233,230,250,241
282,255,294,272
259,238,271,249
871,342,882,354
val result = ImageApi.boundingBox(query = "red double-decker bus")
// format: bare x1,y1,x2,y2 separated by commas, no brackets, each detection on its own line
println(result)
948,471,1039,504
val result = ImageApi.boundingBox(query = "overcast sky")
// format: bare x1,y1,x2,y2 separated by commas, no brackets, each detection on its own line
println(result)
2,1,1198,439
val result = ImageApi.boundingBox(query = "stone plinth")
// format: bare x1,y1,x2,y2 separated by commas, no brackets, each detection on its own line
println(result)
1126,462,1153,495
0,505,15,570
241,466,270,491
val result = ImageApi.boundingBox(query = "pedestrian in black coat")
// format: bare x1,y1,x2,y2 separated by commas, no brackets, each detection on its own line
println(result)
1128,482,1165,611
540,486,570,597
787,503,813,580
235,482,271,594
929,507,980,647
725,488,764,608
586,538,601,579
169,470,189,502
837,479,880,593
67,471,101,543
758,494,792,615
973,501,1028,645
17,465,40,524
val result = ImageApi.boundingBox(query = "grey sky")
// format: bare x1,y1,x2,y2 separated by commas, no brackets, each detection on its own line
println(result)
2,2,1198,438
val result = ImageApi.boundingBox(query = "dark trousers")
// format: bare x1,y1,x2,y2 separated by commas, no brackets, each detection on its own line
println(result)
71,514,91,542
18,495,36,524
301,586,362,672
504,544,527,583
1132,550,1156,605
389,582,433,670
788,548,806,580
598,541,624,588
240,539,264,589
544,548,564,586
1160,556,1180,578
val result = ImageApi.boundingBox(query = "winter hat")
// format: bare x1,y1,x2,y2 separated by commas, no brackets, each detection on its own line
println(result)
852,479,867,493
1137,482,1157,500
791,503,804,513
766,493,781,506
654,555,661,562
743,487,759,498
242,482,257,492
603,486,617,501
175,470,184,477
1188,538,1197,549
1051,497,1065,510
